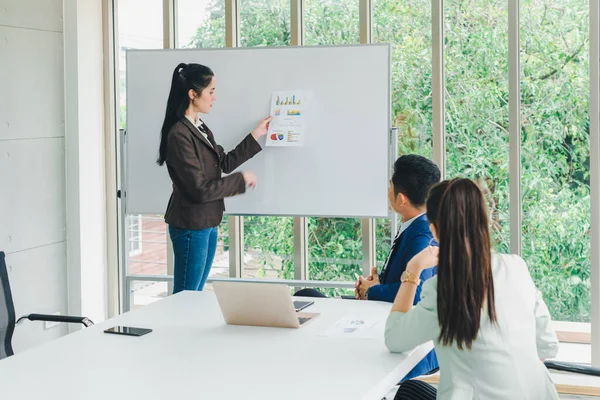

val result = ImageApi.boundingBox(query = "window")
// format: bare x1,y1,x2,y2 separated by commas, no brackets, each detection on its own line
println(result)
520,0,590,323
211,217,231,279
239,0,291,47
304,1,362,291
373,0,432,159
128,215,167,276
444,0,510,252
117,0,163,129
128,214,142,256
238,0,293,280
304,0,359,45
307,217,362,290
175,0,226,48
118,0,168,284
116,4,599,361
130,280,168,310
373,0,433,264
243,216,294,279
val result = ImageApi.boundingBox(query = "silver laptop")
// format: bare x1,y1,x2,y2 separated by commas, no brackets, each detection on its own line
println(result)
213,281,319,328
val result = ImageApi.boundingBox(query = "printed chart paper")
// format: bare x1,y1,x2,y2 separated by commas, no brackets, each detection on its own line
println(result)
266,91,305,147
321,315,386,340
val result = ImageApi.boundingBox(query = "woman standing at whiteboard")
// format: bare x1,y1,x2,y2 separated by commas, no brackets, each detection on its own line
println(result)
157,63,271,294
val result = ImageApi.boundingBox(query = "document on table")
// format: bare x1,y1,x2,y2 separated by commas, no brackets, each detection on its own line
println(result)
322,315,386,339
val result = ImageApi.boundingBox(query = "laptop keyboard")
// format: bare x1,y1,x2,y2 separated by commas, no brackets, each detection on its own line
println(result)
298,317,311,325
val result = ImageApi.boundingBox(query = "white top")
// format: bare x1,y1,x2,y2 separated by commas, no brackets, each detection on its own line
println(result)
184,114,213,148
0,291,433,400
385,253,560,400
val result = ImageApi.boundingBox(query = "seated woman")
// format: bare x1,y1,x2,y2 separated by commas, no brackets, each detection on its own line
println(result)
385,178,559,400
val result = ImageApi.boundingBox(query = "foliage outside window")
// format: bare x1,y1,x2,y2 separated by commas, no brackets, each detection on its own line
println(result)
189,0,591,321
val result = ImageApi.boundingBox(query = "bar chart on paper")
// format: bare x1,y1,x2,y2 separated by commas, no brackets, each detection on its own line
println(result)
267,91,305,147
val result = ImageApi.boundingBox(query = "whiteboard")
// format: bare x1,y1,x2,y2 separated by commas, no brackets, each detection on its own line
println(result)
126,45,391,217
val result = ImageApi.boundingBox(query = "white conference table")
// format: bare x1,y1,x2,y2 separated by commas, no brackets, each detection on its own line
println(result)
0,291,433,400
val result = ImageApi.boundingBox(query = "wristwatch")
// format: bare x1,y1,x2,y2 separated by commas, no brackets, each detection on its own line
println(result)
401,270,421,285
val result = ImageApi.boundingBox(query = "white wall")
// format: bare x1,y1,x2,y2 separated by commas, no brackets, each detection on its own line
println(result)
0,0,108,352
0,0,69,351
63,0,107,328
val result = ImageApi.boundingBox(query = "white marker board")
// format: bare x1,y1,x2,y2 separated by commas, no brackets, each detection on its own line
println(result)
126,44,391,217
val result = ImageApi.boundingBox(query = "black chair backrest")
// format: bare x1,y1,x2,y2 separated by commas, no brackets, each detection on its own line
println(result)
0,252,15,359
545,360,600,377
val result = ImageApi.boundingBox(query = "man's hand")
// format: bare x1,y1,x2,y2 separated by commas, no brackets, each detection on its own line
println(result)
355,266,380,300
354,267,375,297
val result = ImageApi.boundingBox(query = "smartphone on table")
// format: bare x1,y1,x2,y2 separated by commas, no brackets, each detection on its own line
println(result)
104,326,152,337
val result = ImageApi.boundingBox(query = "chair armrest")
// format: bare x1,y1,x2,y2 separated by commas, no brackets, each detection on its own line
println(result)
545,360,600,377
17,314,94,327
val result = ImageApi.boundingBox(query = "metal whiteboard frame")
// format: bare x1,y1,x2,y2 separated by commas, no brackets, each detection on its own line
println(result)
124,43,392,218
121,43,392,309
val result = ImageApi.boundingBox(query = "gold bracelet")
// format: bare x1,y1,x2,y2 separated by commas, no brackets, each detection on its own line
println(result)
400,270,421,286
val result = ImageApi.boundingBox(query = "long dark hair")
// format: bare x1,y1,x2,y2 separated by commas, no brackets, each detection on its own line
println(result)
426,178,497,350
157,63,214,166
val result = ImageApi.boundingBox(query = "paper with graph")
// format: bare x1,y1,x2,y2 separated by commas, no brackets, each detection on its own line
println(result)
266,91,305,147
322,315,386,340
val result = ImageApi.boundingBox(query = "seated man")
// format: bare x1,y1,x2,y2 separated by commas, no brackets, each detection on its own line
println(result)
356,154,440,381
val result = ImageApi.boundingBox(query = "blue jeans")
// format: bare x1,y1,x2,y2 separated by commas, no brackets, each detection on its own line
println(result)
169,225,218,294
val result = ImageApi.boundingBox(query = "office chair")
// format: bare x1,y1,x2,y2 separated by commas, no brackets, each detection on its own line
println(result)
0,251,93,360
545,360,600,377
